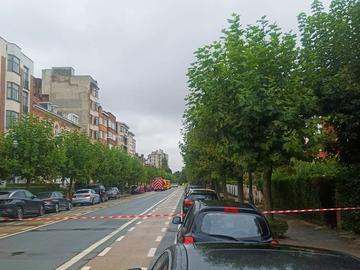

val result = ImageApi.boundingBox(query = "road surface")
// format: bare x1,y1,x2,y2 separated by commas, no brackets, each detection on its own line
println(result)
0,188,183,270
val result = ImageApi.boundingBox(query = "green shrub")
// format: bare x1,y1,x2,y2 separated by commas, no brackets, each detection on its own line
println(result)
268,219,288,238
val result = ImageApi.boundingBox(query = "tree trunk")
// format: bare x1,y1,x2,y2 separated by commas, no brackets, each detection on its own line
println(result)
263,162,273,219
68,178,74,199
237,175,244,203
26,177,31,190
248,171,254,204
222,179,229,199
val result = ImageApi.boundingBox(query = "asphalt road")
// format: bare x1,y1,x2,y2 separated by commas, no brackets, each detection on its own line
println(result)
0,189,180,270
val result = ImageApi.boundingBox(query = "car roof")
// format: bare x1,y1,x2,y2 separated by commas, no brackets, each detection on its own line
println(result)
184,243,360,270
189,188,217,194
198,199,256,210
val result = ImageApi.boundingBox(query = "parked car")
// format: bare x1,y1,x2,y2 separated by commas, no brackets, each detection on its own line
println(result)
0,189,45,219
174,200,272,244
137,242,360,270
106,187,120,199
182,189,219,214
184,184,203,196
72,189,100,206
84,184,108,202
37,191,72,213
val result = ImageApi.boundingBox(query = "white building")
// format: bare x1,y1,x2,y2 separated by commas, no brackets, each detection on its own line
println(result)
0,36,33,132
147,149,169,168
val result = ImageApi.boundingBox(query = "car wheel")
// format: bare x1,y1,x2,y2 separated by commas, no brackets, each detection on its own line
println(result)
38,205,45,216
16,207,24,220
66,202,72,210
54,203,59,213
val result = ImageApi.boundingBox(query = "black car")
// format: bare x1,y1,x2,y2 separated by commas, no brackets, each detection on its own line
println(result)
174,200,272,244
37,191,72,213
139,243,360,270
84,184,108,202
182,189,219,214
184,184,203,196
106,187,120,199
0,189,45,219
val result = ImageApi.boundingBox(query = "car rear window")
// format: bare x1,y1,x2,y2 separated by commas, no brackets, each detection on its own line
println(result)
200,212,268,240
76,190,90,194
0,191,10,199
189,193,218,201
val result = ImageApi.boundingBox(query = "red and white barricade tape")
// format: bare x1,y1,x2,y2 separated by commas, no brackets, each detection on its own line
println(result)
1,207,359,222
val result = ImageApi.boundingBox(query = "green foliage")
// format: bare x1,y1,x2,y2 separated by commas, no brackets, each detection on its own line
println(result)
268,219,289,238
6,114,61,186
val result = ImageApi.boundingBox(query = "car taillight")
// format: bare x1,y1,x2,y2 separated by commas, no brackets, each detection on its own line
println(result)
271,239,279,245
184,199,193,206
183,236,194,244
224,207,239,213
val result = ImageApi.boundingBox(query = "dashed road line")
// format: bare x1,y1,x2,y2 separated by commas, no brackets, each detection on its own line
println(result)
98,247,111,257
20,226,33,231
155,236,162,242
128,227,135,232
161,227,167,232
147,248,157,257
136,221,142,225
80,266,91,270
116,235,125,242
165,221,169,225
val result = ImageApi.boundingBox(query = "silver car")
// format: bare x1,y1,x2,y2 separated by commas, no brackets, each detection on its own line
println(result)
72,189,100,206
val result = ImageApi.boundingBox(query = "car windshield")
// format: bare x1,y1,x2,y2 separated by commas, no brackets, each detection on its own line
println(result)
76,190,90,194
189,193,218,201
0,191,10,199
200,212,268,240
37,192,52,199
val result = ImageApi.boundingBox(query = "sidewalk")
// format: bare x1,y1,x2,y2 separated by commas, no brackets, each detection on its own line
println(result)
277,214,360,258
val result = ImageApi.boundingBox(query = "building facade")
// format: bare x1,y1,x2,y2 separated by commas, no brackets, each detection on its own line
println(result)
41,67,100,140
147,149,168,168
106,111,117,148
116,121,129,151
127,131,136,156
0,36,33,132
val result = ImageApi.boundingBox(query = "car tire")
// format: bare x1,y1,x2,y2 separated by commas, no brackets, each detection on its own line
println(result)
16,207,24,220
66,202,72,210
38,205,45,216
54,203,59,213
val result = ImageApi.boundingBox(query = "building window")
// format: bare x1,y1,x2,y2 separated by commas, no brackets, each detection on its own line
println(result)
7,82,19,101
22,91,29,113
7,55,20,74
23,66,29,89
6,110,19,128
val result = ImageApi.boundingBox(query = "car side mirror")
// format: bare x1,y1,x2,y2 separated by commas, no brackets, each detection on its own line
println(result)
31,195,36,199
172,216,182,225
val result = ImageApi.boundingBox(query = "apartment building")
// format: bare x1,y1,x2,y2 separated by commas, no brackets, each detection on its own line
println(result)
116,121,129,151
128,131,136,156
98,106,108,145
41,67,100,140
106,111,117,148
0,36,33,132
147,149,168,168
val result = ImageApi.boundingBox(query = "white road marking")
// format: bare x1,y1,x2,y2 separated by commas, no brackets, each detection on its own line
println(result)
143,217,148,220
20,226,33,231
141,268,147,270
164,221,169,225
128,227,135,232
80,266,91,270
161,227,167,232
136,221,142,225
168,217,171,220
155,236,162,242
56,190,176,270
98,247,111,257
116,235,125,242
147,248,157,257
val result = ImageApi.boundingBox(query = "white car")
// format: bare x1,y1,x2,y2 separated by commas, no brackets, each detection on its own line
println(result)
72,189,100,206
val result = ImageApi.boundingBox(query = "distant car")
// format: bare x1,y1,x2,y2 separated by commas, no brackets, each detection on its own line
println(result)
182,189,219,214
141,242,360,270
72,189,100,206
172,183,179,188
106,187,120,199
174,200,272,244
84,184,108,202
0,190,45,219
184,185,204,196
37,191,72,213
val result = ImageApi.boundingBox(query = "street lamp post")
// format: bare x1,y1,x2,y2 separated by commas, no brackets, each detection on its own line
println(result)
12,140,18,185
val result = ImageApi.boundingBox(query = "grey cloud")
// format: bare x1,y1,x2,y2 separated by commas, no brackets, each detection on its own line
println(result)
0,0,332,171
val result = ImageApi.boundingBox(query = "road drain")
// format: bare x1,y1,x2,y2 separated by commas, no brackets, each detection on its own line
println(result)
11,251,25,256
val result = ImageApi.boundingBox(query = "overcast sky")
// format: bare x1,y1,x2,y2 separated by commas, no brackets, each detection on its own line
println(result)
0,0,331,171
